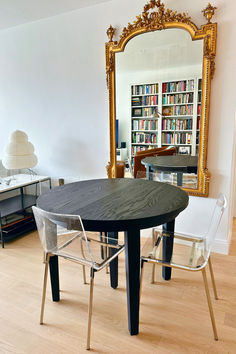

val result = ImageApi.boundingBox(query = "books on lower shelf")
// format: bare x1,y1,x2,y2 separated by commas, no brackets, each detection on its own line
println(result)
132,107,156,117
132,145,157,156
132,119,158,131
162,132,192,145
162,118,192,130
162,93,193,104
162,105,193,116
132,132,157,144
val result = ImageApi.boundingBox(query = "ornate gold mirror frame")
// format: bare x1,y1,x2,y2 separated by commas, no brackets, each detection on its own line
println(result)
105,0,217,197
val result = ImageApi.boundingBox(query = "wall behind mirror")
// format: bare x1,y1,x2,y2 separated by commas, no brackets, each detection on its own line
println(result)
115,29,203,189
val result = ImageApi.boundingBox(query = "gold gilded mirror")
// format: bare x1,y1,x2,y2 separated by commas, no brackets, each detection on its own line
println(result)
105,0,217,197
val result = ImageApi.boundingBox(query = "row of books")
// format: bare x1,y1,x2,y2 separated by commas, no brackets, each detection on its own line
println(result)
162,118,193,131
162,93,193,105
132,119,158,131
198,92,202,102
196,131,200,145
197,105,202,116
132,132,157,144
132,107,155,117
132,84,158,95
131,146,151,155
198,79,202,91
132,95,158,106
162,105,193,116
162,80,194,93
162,132,192,145
197,117,201,130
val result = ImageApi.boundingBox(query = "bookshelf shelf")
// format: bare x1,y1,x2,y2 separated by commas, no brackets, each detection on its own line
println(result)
132,116,159,119
131,78,201,158
163,90,194,95
162,129,192,132
131,143,158,146
162,103,194,106
132,93,159,97
132,130,158,132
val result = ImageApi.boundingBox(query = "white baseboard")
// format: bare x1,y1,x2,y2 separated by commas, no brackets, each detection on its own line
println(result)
211,239,229,255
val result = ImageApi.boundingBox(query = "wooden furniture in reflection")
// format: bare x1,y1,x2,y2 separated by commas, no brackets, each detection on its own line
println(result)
133,146,176,178
142,155,198,186
116,161,125,178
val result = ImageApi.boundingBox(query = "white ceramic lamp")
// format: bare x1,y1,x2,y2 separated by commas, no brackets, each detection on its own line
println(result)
2,130,37,170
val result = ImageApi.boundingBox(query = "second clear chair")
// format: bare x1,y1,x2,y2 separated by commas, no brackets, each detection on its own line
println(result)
32,206,125,350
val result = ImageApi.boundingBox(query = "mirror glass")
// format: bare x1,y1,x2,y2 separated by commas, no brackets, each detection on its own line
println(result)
115,29,203,189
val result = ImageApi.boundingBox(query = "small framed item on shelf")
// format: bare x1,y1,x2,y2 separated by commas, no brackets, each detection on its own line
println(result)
179,146,191,154
132,108,142,117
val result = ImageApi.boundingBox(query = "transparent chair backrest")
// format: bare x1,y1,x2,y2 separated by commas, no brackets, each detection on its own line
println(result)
32,206,93,263
204,193,227,258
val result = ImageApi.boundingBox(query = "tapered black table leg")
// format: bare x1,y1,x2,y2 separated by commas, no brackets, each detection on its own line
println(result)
177,172,183,186
125,228,140,335
108,231,118,289
100,232,105,259
49,255,60,301
162,219,175,280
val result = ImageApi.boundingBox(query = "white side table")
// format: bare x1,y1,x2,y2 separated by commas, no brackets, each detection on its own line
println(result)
0,174,51,248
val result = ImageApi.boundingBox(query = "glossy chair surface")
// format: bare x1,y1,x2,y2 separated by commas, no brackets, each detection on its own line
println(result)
140,194,227,341
33,206,124,350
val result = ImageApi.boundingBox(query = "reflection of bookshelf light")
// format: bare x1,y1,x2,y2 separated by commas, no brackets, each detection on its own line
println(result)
152,107,168,118
152,107,161,118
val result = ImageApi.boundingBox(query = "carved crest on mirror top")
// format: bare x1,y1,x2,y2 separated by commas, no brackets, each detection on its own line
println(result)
105,0,217,197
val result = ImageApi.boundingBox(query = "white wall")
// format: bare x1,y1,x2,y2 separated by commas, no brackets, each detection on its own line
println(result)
0,0,235,253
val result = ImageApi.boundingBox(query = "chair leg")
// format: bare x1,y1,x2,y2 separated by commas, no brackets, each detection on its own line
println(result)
151,264,156,284
87,268,95,350
208,256,218,300
82,265,87,284
140,259,145,304
151,229,156,283
40,253,50,324
201,268,218,341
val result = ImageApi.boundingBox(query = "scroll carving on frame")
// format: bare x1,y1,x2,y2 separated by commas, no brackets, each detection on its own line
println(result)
105,0,217,197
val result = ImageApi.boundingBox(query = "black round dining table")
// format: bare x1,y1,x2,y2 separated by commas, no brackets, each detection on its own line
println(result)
142,155,198,186
37,178,188,335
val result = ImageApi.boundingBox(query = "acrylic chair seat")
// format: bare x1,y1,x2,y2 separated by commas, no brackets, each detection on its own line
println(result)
32,206,125,350
140,193,227,342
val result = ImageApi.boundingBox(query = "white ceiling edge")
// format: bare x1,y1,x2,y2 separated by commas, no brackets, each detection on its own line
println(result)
0,0,112,31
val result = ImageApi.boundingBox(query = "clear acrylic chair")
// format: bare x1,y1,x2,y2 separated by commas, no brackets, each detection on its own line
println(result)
140,194,227,341
32,206,125,350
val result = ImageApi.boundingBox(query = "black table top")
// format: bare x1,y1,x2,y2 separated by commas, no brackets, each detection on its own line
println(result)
142,155,198,173
37,178,189,232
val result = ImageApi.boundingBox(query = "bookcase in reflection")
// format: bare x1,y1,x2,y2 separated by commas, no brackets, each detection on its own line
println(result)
130,78,202,160
161,79,195,155
131,83,159,158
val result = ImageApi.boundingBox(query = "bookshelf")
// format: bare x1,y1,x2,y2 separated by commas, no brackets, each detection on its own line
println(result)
131,83,159,157
196,78,202,155
130,78,202,159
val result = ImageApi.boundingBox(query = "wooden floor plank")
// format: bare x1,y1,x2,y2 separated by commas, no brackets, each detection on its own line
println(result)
0,221,236,353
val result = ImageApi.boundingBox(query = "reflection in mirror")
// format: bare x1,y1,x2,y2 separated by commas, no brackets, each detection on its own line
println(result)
115,29,203,189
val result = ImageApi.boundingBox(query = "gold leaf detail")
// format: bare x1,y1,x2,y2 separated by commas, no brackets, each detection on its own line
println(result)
120,0,191,40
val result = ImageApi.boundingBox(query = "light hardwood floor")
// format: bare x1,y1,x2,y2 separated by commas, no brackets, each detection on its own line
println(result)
0,220,236,353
